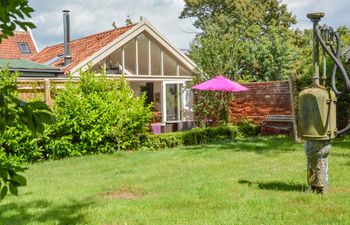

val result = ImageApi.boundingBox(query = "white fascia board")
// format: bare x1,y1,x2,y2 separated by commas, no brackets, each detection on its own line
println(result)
95,74,192,82
70,19,198,76
70,22,146,76
29,29,39,52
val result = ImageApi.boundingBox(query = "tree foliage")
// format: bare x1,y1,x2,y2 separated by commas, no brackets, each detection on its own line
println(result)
0,0,53,201
181,0,297,82
181,0,297,123
0,68,54,201
0,0,36,43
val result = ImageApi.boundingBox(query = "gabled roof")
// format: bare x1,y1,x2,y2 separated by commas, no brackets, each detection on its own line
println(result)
0,31,38,59
30,24,136,74
31,18,197,76
70,18,197,76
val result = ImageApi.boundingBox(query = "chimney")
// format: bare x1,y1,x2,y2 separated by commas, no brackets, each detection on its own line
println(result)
63,10,72,66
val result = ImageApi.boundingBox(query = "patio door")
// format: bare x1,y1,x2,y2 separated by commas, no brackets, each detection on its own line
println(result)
161,81,193,122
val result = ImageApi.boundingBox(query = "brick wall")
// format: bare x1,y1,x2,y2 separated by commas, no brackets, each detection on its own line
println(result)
230,81,292,125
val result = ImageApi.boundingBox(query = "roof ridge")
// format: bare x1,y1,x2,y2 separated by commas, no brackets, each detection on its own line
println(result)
41,23,138,50
72,23,137,42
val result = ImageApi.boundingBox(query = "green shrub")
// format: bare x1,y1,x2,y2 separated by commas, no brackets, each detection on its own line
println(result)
235,119,260,137
0,125,45,162
45,69,152,158
142,133,184,150
0,69,152,161
143,126,238,150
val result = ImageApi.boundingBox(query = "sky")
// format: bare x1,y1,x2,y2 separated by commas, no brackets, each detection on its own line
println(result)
28,0,350,51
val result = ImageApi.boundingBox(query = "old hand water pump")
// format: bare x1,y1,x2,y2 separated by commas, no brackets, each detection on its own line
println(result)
298,12,350,193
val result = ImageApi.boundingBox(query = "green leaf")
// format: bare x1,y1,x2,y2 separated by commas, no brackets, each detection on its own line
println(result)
35,111,55,124
0,169,8,180
28,101,51,111
12,166,28,173
11,175,27,186
9,183,18,196
0,186,8,200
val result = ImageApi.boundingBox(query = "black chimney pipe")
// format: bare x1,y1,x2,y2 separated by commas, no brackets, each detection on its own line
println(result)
63,10,72,66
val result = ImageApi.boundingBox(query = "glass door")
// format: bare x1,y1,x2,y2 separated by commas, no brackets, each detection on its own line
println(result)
162,81,192,122
165,83,180,121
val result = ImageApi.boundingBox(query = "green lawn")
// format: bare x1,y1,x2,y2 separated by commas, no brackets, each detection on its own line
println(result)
1,136,350,225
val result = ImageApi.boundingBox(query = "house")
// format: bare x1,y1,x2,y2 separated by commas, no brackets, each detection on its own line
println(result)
31,11,197,129
0,31,62,77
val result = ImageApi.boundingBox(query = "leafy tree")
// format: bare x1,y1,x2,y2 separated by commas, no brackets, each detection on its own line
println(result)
0,0,54,200
0,0,36,43
291,28,313,82
0,69,54,200
181,0,297,82
181,0,297,123
337,25,350,48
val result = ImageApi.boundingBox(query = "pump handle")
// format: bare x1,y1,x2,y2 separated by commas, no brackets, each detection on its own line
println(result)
315,25,350,135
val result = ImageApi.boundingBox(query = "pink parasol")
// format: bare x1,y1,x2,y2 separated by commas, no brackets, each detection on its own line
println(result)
192,75,249,92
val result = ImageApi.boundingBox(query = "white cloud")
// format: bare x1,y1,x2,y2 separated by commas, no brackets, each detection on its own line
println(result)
29,0,198,50
28,0,349,50
282,0,350,30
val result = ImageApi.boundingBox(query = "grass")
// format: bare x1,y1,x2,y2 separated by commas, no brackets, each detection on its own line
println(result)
1,136,350,225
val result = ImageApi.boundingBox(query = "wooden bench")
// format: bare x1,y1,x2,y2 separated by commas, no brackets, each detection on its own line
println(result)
261,115,293,135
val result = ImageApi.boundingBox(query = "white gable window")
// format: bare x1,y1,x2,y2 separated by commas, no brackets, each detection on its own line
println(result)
92,31,193,78
136,33,149,75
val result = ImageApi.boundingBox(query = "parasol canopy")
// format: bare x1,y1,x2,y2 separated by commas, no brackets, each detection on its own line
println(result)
192,75,249,92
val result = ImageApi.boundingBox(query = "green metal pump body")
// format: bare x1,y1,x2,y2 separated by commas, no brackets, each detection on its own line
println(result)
298,84,337,140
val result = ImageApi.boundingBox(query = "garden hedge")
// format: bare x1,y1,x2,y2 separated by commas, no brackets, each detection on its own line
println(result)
143,126,239,150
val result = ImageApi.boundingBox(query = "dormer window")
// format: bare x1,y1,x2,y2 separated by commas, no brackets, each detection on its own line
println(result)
18,42,31,54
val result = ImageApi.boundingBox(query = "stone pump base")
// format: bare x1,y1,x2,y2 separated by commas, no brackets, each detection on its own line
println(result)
304,140,331,193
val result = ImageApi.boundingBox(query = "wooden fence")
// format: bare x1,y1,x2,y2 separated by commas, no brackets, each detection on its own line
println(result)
17,78,74,105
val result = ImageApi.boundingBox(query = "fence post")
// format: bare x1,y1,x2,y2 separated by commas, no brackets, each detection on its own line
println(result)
288,74,302,143
44,78,52,105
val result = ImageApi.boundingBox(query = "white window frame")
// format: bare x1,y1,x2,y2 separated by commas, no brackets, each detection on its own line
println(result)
161,80,190,123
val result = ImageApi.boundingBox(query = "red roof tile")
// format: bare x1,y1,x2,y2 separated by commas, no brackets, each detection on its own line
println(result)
0,31,37,59
30,24,136,74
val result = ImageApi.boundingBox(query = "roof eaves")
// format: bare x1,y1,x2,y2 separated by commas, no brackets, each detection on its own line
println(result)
8,67,63,73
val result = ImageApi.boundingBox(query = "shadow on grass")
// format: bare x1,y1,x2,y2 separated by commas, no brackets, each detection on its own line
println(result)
238,179,307,192
0,198,94,225
183,136,301,155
